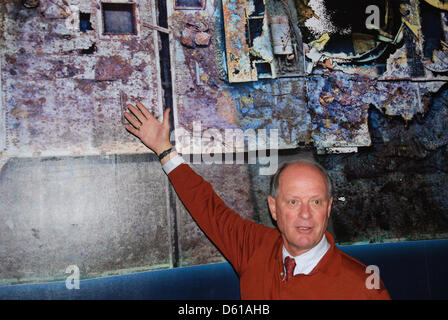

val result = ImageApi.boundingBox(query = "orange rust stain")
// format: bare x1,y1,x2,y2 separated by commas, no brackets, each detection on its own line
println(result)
215,90,238,125
10,106,33,120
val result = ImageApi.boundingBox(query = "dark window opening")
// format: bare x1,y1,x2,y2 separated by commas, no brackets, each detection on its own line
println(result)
420,0,443,59
102,2,136,35
80,43,96,54
248,17,264,47
249,0,265,17
80,12,94,32
174,0,205,10
256,62,272,78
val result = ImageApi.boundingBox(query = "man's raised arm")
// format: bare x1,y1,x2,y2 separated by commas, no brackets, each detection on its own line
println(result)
124,103,273,274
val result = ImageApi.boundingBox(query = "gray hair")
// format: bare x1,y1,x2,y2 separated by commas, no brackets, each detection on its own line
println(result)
269,157,333,199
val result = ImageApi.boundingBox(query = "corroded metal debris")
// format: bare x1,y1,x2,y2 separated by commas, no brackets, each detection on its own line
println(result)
180,21,211,48
222,0,257,82
1,0,447,157
1,0,163,159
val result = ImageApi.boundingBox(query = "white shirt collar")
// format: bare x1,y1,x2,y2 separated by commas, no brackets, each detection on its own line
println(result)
282,234,330,276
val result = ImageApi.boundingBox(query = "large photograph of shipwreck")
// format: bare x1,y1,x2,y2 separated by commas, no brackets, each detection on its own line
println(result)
0,0,447,292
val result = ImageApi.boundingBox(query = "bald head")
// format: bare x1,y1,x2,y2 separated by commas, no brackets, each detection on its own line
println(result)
269,158,333,200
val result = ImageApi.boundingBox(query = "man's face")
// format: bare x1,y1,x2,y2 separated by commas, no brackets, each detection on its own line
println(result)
267,163,333,256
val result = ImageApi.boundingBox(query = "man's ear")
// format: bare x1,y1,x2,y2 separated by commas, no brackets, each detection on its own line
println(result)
326,196,333,219
267,196,277,221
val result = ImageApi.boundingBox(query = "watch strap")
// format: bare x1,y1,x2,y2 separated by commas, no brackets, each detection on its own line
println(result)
158,147,175,160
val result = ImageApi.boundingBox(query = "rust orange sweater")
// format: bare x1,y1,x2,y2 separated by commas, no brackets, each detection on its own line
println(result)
169,163,391,300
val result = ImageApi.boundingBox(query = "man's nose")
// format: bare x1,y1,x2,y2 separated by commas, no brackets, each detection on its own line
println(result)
298,202,312,219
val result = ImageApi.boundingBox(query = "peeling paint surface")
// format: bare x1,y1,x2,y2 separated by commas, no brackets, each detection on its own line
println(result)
2,0,163,158
222,0,256,82
169,0,447,153
170,0,309,151
307,74,373,150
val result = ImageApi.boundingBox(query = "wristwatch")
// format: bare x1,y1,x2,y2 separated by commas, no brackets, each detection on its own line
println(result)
158,147,175,160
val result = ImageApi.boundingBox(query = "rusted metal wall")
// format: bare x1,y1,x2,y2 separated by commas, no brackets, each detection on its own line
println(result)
0,0,173,285
168,0,311,154
1,0,447,286
1,0,163,159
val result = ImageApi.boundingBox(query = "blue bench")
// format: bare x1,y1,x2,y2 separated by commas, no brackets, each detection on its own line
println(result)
0,239,447,300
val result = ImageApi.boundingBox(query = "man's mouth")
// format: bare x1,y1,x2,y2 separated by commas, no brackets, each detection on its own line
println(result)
296,226,312,232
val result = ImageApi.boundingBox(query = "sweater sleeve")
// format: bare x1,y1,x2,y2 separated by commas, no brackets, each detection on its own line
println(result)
167,163,273,275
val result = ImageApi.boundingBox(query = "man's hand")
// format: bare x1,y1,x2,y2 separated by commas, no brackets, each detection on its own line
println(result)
124,102,172,156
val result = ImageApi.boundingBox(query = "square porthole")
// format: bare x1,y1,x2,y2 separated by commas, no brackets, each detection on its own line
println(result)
101,2,137,35
174,0,205,10
80,12,94,32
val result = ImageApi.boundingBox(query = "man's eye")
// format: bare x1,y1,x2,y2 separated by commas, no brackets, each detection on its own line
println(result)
313,200,321,205
289,200,296,205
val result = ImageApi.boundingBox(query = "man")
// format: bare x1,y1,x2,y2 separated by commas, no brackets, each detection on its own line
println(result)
124,102,391,300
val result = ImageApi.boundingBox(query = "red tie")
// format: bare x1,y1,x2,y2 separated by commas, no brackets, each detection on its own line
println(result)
284,256,296,281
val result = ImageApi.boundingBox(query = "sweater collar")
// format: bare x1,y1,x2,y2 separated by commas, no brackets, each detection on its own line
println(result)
282,233,330,275
278,231,340,277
